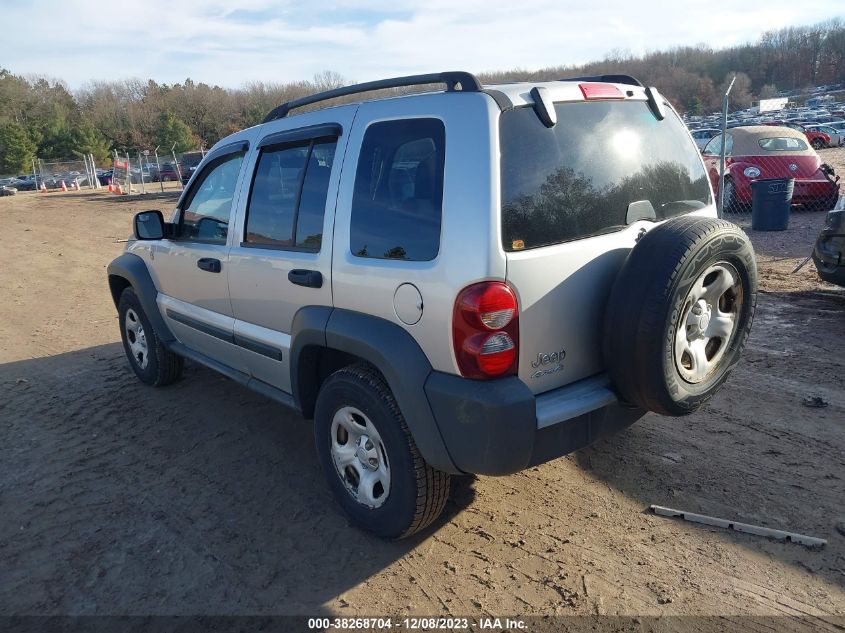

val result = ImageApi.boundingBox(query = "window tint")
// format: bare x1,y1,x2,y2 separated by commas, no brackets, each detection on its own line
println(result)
500,100,711,251
758,137,809,151
350,119,445,261
180,151,245,243
245,139,337,250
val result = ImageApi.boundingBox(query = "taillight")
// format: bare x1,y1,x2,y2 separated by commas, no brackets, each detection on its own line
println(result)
453,282,519,379
579,82,624,100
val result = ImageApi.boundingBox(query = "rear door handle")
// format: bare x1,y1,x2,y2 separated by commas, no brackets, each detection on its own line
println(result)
288,269,323,288
197,258,221,273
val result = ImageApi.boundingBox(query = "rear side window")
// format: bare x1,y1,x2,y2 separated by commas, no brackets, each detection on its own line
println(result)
245,138,337,250
500,100,711,251
758,137,809,151
350,118,445,261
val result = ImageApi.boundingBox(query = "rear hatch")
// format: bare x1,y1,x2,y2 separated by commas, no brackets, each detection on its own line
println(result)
501,87,713,394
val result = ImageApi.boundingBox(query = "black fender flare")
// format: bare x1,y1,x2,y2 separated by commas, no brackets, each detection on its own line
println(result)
107,253,174,342
290,307,459,474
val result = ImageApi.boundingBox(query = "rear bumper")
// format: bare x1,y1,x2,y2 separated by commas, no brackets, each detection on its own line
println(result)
424,372,645,475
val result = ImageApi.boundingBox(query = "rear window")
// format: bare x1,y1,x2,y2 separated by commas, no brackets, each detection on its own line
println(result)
758,137,809,151
500,100,711,251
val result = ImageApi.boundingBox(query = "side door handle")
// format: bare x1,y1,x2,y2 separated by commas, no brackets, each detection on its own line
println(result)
288,269,323,288
197,258,221,273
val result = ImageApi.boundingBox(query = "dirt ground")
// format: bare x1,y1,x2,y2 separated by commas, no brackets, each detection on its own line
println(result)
0,188,843,625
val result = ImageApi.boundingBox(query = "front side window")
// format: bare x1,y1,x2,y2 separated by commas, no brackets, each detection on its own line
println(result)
350,118,445,261
180,151,245,243
500,100,711,251
245,139,337,250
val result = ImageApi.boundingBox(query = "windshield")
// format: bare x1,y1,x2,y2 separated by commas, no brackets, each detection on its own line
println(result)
500,100,711,251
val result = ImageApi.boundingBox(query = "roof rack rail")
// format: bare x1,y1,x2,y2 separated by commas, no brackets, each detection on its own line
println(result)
559,74,644,87
263,71,483,123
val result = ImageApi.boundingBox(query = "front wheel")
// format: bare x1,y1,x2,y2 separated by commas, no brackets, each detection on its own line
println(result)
118,287,183,386
314,365,450,539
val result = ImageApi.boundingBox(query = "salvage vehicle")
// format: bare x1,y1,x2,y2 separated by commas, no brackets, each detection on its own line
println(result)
702,126,840,213
108,72,758,538
813,205,845,286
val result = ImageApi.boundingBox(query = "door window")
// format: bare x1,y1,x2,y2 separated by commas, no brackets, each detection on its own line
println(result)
244,139,338,250
179,151,245,243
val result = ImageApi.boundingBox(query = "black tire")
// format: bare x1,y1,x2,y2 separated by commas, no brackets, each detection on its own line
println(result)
811,138,824,150
117,287,183,386
722,177,740,214
604,216,757,416
314,364,450,539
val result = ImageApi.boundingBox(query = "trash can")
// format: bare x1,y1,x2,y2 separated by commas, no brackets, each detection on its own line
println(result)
751,178,794,231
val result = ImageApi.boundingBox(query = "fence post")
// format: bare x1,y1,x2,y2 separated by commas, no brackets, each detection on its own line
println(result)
718,75,736,219
86,154,95,189
171,142,184,189
137,151,146,194
154,146,164,193
90,154,99,189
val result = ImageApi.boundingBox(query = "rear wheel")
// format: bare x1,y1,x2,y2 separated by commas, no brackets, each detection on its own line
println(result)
604,216,757,415
811,138,825,150
314,364,450,539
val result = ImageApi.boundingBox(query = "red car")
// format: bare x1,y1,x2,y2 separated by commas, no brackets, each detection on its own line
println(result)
702,126,839,212
764,121,831,149
153,163,181,182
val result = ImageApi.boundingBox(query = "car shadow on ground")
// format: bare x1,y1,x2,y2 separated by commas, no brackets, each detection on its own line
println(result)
572,289,845,592
0,343,476,615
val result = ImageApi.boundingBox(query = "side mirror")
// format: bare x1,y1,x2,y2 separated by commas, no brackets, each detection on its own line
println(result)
134,210,166,240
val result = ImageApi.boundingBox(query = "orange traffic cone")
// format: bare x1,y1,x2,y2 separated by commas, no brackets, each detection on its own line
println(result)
60,181,67,192
115,183,123,195
107,183,113,192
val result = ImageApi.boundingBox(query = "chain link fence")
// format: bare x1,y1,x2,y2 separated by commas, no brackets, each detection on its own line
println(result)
688,86,844,229
37,158,92,190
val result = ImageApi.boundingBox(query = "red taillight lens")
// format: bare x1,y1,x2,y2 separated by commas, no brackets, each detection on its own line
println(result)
453,282,519,379
579,82,624,100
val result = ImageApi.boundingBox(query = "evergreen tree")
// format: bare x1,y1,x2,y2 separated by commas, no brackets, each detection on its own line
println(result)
155,112,196,153
0,121,36,173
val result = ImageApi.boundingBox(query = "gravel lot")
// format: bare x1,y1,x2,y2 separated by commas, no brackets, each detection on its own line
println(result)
0,188,843,624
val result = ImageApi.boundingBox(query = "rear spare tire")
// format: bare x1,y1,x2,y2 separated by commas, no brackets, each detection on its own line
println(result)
604,216,757,416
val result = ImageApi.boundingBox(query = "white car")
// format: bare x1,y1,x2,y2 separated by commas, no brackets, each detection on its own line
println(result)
690,128,720,149
806,124,845,147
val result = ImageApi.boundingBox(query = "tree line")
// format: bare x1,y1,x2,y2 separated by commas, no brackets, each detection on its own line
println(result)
1,18,843,174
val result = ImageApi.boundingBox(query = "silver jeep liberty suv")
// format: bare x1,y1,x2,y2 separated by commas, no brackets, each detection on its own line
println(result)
108,71,757,538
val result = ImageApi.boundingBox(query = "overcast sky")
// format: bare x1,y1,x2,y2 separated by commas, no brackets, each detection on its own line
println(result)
3,1,843,89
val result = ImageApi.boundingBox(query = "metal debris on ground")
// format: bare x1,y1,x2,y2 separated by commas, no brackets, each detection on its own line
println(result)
650,505,827,548
802,395,829,408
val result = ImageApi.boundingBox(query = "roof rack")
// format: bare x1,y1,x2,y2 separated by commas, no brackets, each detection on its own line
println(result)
263,71,483,123
559,74,644,87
